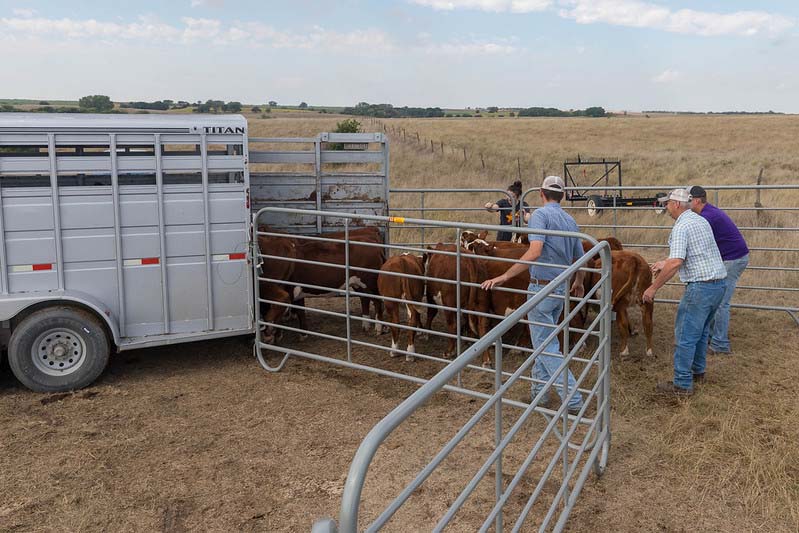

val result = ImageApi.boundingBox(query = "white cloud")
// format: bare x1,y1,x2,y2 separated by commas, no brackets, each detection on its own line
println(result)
411,0,795,37
0,15,396,53
422,39,521,55
410,0,552,13
652,69,680,83
558,0,795,37
190,0,225,7
11,8,36,17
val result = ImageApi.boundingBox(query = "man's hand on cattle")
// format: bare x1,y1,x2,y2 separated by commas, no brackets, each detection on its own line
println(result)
642,285,657,304
481,275,506,290
570,280,584,298
484,202,494,210
650,260,665,274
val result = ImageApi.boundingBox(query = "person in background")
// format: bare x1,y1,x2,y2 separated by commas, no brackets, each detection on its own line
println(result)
481,175,585,414
484,180,528,241
644,188,727,396
688,185,749,355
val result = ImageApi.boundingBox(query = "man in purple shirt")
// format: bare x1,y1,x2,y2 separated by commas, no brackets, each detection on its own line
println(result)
689,186,750,355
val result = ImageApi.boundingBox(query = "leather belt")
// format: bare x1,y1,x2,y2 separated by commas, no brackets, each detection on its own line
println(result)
531,279,554,285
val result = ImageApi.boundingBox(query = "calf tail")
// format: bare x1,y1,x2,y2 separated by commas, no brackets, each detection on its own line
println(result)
612,270,636,306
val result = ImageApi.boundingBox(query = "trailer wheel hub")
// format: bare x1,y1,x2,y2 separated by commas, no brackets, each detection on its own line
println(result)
32,328,87,376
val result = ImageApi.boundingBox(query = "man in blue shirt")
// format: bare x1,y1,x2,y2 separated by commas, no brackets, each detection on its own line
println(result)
688,186,749,355
481,175,585,414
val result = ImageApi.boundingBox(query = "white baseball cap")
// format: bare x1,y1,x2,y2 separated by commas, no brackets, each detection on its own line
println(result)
541,175,565,192
657,188,691,203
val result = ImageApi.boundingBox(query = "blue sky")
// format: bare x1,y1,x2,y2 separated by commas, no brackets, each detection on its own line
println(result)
1,0,798,112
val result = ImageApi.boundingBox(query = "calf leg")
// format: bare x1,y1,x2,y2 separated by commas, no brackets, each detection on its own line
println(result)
294,297,308,341
406,305,420,362
443,310,457,358
372,297,387,336
616,302,631,356
423,291,438,338
642,301,654,356
385,302,401,357
360,296,372,333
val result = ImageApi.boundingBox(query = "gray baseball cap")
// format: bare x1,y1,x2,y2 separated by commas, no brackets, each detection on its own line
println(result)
541,175,565,192
657,188,691,203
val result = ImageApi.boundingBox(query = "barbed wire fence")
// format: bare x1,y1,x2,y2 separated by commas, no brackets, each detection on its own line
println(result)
366,117,551,184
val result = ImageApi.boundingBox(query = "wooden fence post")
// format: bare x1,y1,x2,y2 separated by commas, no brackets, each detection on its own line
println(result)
431,139,434,153
755,167,764,208
463,147,467,161
480,153,485,169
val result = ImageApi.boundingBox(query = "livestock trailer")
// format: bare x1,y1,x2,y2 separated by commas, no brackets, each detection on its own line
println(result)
0,113,389,392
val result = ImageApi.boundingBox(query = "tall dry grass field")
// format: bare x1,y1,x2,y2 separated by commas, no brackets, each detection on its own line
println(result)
250,114,799,531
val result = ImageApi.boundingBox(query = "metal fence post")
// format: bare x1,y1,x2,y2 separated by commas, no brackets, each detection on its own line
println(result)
420,192,426,246
494,336,504,533
345,220,352,363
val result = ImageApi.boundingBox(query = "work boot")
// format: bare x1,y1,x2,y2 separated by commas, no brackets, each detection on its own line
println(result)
693,373,706,384
655,381,693,397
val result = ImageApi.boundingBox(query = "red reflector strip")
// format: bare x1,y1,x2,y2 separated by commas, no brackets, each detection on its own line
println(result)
212,253,246,261
123,257,160,266
10,263,54,272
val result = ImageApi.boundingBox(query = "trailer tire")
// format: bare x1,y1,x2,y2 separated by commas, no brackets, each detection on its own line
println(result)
654,192,667,215
8,306,110,393
586,196,603,218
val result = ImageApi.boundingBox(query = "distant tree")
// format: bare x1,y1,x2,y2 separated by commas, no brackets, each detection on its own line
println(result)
487,106,499,113
78,95,114,112
509,111,515,117
583,106,606,117
251,106,262,113
39,100,50,105
334,118,361,133
223,101,242,112
298,102,308,109
268,100,277,107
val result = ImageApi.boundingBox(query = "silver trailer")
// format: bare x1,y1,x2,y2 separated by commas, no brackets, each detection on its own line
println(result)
0,114,391,392
0,113,254,391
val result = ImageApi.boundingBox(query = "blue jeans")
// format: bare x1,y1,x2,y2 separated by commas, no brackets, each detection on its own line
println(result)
527,282,583,409
709,254,748,352
673,279,726,390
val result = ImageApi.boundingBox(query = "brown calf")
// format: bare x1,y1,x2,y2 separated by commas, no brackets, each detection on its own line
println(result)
378,254,426,361
585,250,654,357
424,244,492,366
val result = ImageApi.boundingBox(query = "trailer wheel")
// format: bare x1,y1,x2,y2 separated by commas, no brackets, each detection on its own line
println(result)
586,196,603,218
654,192,667,215
8,306,110,393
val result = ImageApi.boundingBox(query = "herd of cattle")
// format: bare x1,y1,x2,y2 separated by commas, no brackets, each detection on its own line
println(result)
256,226,655,367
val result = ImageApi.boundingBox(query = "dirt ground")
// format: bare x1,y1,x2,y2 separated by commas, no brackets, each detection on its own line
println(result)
2,299,798,532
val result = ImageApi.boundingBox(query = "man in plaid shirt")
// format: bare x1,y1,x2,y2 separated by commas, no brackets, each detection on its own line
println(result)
643,188,727,396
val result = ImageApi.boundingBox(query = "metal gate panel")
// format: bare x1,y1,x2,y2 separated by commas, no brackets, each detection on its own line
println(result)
253,206,612,531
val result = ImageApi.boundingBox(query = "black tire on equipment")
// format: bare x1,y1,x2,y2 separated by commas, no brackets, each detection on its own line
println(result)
8,306,110,392
586,195,604,218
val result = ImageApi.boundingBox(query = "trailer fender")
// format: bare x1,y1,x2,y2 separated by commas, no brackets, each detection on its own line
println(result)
0,291,121,347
